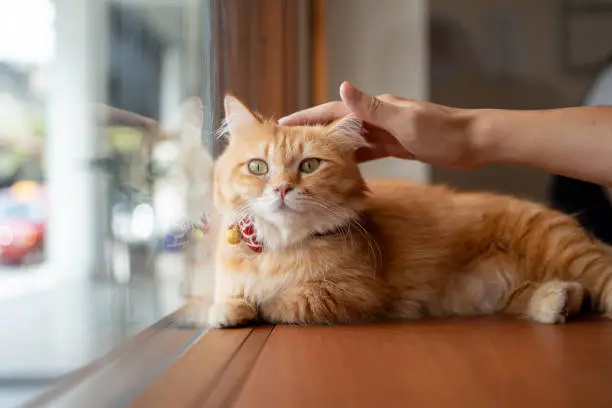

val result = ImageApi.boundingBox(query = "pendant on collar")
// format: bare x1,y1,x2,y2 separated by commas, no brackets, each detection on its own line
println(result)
226,216,263,253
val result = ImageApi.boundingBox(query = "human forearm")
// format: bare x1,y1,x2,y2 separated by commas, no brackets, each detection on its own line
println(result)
470,107,612,186
280,82,612,183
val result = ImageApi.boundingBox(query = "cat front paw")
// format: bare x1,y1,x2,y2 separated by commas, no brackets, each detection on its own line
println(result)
208,298,258,328
528,281,584,324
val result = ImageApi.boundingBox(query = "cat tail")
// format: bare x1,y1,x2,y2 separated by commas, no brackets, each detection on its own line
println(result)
507,206,612,317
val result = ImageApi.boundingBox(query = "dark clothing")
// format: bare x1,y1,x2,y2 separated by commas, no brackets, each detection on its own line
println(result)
550,176,612,245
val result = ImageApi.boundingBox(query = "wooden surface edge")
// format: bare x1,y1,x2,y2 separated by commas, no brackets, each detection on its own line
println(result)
127,325,273,408
201,326,274,408
22,311,200,408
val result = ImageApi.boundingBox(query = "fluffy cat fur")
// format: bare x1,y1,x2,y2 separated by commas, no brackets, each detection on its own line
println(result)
205,95,612,327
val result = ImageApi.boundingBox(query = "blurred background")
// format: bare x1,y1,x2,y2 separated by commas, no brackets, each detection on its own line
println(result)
1,0,611,406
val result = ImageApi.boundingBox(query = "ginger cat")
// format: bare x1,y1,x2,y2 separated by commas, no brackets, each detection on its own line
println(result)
207,95,612,327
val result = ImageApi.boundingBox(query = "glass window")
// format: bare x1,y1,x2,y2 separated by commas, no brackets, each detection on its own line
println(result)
1,1,308,406
0,0,212,405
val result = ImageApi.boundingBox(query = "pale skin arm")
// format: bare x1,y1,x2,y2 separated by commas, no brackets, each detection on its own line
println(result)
470,107,612,187
280,82,612,187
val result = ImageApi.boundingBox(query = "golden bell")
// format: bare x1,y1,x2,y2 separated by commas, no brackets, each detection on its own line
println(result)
226,226,242,245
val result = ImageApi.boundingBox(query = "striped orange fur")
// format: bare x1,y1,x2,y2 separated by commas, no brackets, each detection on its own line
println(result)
208,95,612,327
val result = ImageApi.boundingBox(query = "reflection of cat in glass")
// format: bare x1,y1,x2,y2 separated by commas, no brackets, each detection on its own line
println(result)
98,100,217,312
165,98,217,316
182,95,612,328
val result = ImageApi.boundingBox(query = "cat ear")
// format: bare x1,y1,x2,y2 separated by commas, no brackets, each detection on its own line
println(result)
327,115,369,151
221,94,260,138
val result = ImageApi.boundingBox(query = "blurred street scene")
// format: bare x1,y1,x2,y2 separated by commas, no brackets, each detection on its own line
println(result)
0,0,215,405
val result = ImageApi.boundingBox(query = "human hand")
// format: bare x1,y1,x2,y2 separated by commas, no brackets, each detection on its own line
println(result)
280,82,482,169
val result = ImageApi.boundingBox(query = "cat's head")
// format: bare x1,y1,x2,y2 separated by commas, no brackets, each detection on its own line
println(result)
214,95,369,250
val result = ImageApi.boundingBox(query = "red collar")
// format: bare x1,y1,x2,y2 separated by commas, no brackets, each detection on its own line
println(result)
227,216,263,253
226,216,346,253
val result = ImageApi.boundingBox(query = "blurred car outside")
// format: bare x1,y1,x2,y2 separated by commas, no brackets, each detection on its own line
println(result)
0,181,46,266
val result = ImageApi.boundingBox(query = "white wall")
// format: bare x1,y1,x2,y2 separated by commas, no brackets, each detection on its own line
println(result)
325,0,430,182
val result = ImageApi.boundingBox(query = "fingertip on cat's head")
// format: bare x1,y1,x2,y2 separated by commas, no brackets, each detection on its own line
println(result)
278,114,305,127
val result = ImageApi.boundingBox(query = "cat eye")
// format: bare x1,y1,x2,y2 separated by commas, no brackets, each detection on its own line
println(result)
299,158,322,174
247,159,268,175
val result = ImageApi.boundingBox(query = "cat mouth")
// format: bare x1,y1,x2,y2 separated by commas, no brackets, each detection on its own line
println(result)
276,202,295,213
274,198,296,213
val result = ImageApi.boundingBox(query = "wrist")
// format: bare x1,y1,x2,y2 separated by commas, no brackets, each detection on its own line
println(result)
448,108,497,167
461,108,509,167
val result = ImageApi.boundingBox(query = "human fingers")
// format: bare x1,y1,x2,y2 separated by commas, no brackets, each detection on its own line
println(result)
339,82,401,129
278,101,350,125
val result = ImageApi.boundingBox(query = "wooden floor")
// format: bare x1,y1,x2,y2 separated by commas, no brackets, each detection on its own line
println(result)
127,317,612,408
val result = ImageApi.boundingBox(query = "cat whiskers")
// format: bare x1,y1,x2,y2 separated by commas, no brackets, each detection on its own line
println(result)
233,203,252,223
350,218,382,273
301,196,382,273
297,198,380,275
291,198,353,285
296,197,355,245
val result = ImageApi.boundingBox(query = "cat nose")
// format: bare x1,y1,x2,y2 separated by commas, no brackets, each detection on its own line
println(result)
274,185,294,198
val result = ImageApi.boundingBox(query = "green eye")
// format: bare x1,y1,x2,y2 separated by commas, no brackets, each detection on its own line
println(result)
247,159,268,175
299,158,321,174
